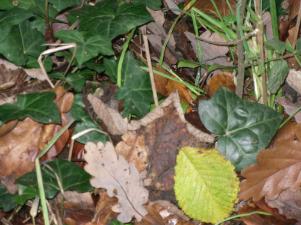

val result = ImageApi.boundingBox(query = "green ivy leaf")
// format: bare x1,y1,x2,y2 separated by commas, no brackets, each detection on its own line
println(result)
198,88,283,171
49,0,80,11
0,185,17,212
116,52,153,118
55,30,113,66
66,70,94,92
0,92,61,126
132,0,162,9
104,57,118,83
72,0,152,40
71,95,107,143
0,20,45,65
174,147,239,224
17,159,92,201
268,59,289,94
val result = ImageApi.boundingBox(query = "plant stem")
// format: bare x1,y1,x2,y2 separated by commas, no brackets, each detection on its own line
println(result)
255,0,268,104
280,104,301,128
235,0,247,98
117,29,135,87
269,0,279,39
215,211,271,225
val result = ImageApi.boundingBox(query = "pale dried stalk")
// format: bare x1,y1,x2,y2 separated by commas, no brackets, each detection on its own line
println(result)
142,34,159,107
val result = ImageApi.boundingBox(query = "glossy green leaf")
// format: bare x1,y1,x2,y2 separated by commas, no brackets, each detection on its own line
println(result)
71,95,107,143
174,147,239,224
72,0,152,40
49,0,80,11
0,92,60,126
198,88,283,171
116,52,153,118
66,70,94,92
104,57,118,82
0,185,17,212
17,159,92,201
0,20,45,65
268,59,289,94
132,0,162,9
55,30,113,66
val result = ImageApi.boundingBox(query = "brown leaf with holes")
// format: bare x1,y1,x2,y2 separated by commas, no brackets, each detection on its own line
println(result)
240,122,301,202
205,72,235,97
135,201,194,225
115,92,213,202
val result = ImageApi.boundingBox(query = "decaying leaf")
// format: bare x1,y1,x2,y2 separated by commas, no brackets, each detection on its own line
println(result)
265,188,301,222
87,94,129,135
286,69,301,95
135,200,193,225
84,142,149,223
240,122,301,202
277,97,301,123
205,71,235,97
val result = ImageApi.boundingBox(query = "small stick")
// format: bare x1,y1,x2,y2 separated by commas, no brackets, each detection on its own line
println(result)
142,34,159,107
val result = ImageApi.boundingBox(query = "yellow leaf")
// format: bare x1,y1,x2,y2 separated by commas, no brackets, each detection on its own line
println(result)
174,147,239,224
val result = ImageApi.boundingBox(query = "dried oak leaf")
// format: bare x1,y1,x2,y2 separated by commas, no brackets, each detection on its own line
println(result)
115,93,214,201
240,122,301,202
84,142,149,223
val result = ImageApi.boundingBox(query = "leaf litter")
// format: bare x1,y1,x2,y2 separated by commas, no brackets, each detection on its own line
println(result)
2,0,301,225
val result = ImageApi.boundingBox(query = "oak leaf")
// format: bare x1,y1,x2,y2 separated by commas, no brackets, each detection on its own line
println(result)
84,142,149,223
240,122,301,202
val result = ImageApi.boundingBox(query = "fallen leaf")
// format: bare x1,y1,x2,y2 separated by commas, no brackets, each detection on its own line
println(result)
190,0,236,17
87,94,129,135
135,201,193,225
205,71,235,97
84,142,149,222
240,122,301,202
277,97,301,123
265,188,301,222
286,69,301,95
116,93,214,202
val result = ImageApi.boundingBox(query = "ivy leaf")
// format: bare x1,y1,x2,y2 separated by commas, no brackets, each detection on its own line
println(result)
0,92,61,126
17,159,91,203
66,70,94,92
116,52,153,118
268,59,289,94
265,38,286,54
49,0,80,11
198,88,283,171
55,30,113,66
72,0,152,40
0,20,45,65
0,185,17,212
71,95,107,143
132,0,162,9
174,147,239,224
104,57,118,83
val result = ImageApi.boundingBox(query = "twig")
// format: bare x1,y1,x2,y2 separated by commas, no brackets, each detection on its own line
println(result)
235,0,247,98
196,29,257,46
255,0,268,104
292,1,301,49
142,34,159,107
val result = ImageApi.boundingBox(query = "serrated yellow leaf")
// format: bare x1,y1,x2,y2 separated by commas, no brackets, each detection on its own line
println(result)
174,147,239,224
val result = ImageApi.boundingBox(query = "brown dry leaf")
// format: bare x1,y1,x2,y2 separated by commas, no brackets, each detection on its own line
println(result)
88,191,118,225
84,142,149,223
135,201,193,225
265,189,301,222
240,122,301,202
88,94,129,135
116,93,213,201
190,0,236,17
185,31,232,66
277,97,301,123
0,118,42,180
286,69,301,95
205,71,235,97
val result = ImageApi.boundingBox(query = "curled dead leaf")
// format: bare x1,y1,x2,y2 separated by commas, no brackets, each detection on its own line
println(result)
205,71,235,97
